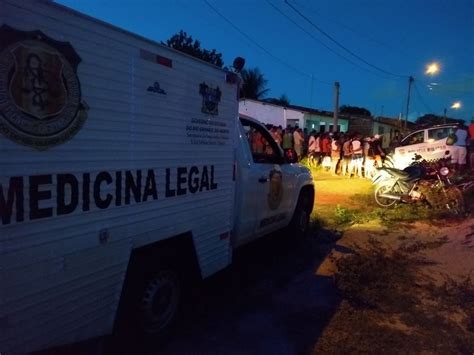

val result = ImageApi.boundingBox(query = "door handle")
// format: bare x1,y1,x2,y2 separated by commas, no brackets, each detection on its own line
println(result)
258,176,268,183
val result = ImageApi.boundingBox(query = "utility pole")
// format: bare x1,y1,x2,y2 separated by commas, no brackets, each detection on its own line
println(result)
404,76,414,132
333,81,340,132
310,74,314,107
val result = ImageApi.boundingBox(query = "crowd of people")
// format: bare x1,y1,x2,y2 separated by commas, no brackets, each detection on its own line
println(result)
261,125,389,178
255,121,474,176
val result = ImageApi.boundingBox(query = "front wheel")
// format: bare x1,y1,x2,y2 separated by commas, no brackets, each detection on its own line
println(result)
374,182,399,208
289,192,313,238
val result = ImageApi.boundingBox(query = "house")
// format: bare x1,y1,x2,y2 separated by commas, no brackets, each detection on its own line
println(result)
239,99,419,148
239,99,349,133
346,114,417,148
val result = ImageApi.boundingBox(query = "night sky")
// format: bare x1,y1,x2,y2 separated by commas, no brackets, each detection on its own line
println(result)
56,0,474,122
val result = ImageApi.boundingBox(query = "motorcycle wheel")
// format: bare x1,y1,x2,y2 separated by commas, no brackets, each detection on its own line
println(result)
374,182,399,208
444,186,465,216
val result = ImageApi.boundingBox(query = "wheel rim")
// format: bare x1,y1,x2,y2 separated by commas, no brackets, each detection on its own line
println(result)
375,184,398,207
139,270,180,334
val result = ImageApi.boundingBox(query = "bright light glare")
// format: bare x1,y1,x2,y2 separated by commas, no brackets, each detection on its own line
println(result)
451,101,461,109
425,62,440,75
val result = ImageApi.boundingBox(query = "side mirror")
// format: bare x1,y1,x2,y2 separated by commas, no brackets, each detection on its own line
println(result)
284,148,298,164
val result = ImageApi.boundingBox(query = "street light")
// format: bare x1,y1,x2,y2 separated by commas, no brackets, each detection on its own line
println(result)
451,101,461,109
425,62,440,76
443,101,461,123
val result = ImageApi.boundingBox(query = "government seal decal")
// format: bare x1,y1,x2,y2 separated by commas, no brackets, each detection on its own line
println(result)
0,25,88,150
267,166,283,210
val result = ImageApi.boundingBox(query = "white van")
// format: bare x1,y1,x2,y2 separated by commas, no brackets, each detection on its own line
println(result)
0,1,314,353
392,124,457,168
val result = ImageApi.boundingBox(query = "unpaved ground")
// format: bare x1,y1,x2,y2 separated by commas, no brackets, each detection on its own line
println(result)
313,171,474,354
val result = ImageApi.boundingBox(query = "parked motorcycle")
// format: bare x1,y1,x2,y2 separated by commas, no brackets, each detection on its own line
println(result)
371,155,465,215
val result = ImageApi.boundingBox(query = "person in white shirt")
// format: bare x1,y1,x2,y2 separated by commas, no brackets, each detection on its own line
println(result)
350,134,364,178
307,131,318,167
293,128,305,160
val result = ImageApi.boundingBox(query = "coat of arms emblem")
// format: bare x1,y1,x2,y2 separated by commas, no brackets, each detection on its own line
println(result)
268,167,284,210
199,82,221,115
0,25,88,150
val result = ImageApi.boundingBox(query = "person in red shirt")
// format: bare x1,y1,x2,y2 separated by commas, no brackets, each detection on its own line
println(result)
468,119,474,146
468,119,474,170
321,133,331,156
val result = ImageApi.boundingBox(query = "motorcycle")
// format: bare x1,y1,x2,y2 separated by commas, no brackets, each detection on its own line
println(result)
371,155,465,215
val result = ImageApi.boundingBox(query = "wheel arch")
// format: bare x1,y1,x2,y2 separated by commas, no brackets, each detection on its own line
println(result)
113,232,201,332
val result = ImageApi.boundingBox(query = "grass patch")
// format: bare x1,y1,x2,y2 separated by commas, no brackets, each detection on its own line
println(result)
330,203,431,228
333,205,357,226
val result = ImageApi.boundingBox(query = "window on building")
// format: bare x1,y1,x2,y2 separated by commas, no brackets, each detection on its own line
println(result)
287,119,299,128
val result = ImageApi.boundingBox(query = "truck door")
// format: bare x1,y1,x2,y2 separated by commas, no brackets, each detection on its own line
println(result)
234,118,296,246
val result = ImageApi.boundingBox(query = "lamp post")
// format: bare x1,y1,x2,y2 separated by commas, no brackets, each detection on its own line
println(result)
404,76,414,132
443,101,461,123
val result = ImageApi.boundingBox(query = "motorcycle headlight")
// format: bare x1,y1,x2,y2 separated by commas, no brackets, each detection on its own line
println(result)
439,167,450,176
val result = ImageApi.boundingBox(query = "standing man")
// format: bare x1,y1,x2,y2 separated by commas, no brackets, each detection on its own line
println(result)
371,134,385,168
282,127,293,152
350,134,364,178
468,119,474,170
293,128,305,161
451,124,468,172
307,131,318,167
341,135,353,177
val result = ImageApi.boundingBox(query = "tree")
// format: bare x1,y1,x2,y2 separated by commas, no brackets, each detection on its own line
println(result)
165,30,224,68
415,114,464,126
340,105,372,117
263,94,290,106
240,67,269,100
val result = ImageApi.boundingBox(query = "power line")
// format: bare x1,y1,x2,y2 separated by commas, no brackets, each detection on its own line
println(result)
264,0,392,79
291,0,401,52
285,0,408,79
202,0,332,85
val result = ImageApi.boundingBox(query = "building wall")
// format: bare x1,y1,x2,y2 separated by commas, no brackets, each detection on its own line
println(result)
239,100,304,128
304,113,349,133
346,116,373,137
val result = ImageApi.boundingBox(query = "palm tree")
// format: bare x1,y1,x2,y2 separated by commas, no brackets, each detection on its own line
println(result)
240,67,269,100
262,94,291,106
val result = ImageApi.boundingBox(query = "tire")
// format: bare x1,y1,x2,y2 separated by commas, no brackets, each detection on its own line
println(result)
138,268,181,336
113,253,182,350
289,191,313,238
374,182,399,208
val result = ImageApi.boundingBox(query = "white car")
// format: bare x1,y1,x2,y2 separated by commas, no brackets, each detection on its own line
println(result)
392,124,457,169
